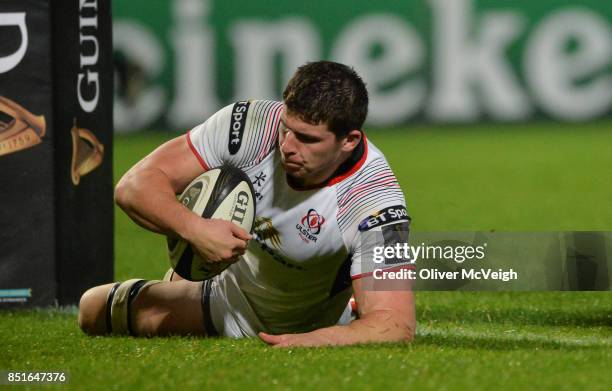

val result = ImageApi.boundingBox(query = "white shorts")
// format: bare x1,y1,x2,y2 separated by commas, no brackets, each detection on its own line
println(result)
201,276,353,338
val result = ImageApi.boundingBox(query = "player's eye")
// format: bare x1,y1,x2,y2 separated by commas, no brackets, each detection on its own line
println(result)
296,134,319,143
279,120,319,144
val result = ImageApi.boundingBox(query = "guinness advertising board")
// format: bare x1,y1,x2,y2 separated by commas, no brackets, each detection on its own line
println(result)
0,0,113,307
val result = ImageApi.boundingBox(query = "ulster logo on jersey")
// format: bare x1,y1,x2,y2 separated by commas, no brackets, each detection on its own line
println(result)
296,209,326,243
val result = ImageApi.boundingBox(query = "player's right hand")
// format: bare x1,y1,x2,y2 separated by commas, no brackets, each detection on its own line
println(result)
183,217,252,264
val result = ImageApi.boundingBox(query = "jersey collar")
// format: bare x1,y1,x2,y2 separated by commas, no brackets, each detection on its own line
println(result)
286,134,368,191
326,134,368,186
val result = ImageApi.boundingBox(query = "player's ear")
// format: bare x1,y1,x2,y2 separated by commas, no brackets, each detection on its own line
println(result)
341,130,362,152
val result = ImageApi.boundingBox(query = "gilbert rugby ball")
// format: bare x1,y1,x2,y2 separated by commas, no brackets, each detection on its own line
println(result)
167,164,256,281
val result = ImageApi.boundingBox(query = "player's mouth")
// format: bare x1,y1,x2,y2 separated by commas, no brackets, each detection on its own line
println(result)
283,160,302,172
280,150,303,172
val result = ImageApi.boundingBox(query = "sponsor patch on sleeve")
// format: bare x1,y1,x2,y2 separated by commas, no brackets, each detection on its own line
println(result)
381,221,411,265
228,101,250,155
358,205,411,232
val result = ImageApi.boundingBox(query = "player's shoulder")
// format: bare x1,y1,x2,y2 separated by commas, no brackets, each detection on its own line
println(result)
334,137,407,233
335,137,400,196
228,99,282,162
189,100,282,169
211,99,282,141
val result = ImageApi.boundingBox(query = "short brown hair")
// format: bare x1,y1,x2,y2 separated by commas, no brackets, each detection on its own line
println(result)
283,61,368,138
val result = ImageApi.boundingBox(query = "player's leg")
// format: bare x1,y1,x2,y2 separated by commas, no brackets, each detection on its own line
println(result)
78,279,205,337
131,280,204,336
78,282,116,334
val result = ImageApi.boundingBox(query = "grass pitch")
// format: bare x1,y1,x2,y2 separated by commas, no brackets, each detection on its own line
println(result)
1,122,611,390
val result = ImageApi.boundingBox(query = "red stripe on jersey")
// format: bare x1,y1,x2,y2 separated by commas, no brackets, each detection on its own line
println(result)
186,132,210,171
339,175,397,205
327,136,369,187
268,104,282,151
285,136,372,192
258,103,282,162
351,271,373,280
337,177,400,216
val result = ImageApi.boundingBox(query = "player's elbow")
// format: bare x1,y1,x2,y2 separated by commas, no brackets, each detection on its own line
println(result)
363,309,415,343
114,171,139,212
114,175,130,209
400,314,416,342
387,312,416,343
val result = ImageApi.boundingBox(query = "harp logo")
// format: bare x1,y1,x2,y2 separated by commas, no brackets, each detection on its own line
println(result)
0,97,104,184
0,96,46,157
70,120,105,185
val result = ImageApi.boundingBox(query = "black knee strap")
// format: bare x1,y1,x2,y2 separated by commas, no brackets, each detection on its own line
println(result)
105,279,161,335
105,282,120,334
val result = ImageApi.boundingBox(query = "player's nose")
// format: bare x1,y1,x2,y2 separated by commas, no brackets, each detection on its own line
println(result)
280,130,297,155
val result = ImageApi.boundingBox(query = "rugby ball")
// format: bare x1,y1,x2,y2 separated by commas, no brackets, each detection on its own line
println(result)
167,164,256,281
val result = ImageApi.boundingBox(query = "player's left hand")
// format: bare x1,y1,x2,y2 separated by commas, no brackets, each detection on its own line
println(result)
258,331,336,348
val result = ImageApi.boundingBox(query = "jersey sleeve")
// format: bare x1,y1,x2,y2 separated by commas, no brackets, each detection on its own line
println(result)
187,100,283,170
335,156,413,279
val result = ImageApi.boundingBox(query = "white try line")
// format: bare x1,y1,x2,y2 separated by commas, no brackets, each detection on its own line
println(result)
417,325,612,348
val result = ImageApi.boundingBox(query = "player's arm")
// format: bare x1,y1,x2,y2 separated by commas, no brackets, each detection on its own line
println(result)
115,136,202,234
346,277,415,343
258,277,414,347
115,135,251,262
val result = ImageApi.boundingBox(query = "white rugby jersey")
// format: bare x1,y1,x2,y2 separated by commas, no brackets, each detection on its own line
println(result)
187,100,411,335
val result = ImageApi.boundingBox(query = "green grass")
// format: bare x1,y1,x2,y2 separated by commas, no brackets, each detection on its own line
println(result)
1,293,610,389
374,121,612,231
2,122,612,390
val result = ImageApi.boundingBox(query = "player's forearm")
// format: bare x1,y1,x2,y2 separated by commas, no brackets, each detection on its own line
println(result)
312,310,415,346
115,167,195,238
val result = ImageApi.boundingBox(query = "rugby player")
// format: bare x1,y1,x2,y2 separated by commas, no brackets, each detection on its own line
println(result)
78,61,415,347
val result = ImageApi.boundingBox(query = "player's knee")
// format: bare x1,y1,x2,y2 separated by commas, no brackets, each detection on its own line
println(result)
78,279,162,336
78,284,112,335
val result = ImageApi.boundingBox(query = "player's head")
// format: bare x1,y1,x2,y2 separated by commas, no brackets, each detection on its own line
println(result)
283,61,368,139
279,61,368,187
